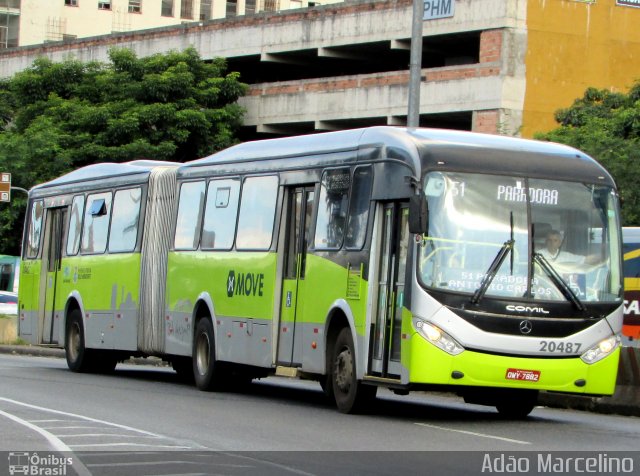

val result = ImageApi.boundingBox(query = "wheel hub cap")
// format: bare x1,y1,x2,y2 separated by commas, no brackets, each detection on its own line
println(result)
335,348,353,393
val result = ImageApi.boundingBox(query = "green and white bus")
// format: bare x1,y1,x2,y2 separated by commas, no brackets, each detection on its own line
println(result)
19,127,623,417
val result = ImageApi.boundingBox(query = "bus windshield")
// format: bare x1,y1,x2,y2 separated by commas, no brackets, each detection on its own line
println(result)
418,171,623,304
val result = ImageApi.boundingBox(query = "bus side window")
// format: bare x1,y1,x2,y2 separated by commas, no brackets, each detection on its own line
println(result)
66,195,85,256
81,192,113,254
109,188,142,253
236,175,279,250
202,179,240,250
26,200,44,259
315,168,350,250
174,181,206,250
345,166,373,250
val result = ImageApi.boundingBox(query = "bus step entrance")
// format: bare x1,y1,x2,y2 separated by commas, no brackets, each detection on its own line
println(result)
363,374,401,384
275,366,299,378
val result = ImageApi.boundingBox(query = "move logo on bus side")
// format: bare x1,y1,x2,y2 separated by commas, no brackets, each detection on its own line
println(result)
227,270,265,298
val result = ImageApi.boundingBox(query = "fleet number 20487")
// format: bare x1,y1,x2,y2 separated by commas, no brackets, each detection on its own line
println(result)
539,341,582,353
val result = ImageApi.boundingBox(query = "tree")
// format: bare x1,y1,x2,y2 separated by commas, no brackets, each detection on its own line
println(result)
535,82,640,226
0,47,247,255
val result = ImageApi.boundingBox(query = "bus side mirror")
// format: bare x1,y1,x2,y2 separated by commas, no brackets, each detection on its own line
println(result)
409,194,428,235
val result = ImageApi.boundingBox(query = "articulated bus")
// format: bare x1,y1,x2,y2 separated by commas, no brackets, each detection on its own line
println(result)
19,127,623,417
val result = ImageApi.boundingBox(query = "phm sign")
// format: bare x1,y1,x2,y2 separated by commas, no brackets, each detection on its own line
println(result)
423,0,455,20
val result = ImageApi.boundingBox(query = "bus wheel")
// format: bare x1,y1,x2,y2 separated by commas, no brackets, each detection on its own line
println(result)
65,309,91,373
331,327,377,413
91,351,117,374
496,391,538,419
319,374,333,399
496,402,535,419
172,357,195,384
193,318,223,391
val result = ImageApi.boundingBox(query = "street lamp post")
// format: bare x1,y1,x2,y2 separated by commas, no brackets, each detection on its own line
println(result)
11,187,28,195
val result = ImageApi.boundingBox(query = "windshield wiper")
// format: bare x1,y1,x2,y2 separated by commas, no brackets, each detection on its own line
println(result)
471,212,515,305
533,253,585,311
471,238,514,305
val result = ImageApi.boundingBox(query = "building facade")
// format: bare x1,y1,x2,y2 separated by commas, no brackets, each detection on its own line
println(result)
0,0,639,139
0,0,336,48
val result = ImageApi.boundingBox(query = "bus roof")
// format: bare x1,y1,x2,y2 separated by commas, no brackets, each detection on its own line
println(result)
29,128,615,195
183,127,614,187
30,160,178,195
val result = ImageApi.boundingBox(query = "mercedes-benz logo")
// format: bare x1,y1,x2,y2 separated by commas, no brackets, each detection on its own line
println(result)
519,320,533,335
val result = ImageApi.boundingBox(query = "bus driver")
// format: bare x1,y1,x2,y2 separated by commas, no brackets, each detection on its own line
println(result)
538,229,586,264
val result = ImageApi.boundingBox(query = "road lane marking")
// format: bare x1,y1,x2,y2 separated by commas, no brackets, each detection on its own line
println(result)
0,408,92,476
0,408,71,452
414,422,531,445
41,426,112,430
0,398,163,437
69,443,194,449
62,433,161,438
0,397,207,450
227,453,318,476
28,419,67,423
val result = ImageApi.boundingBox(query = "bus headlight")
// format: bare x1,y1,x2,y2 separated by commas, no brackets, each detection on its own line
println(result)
412,318,464,356
580,335,621,364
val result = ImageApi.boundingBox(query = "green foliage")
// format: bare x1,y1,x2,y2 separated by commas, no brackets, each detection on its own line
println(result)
0,47,247,255
535,81,640,226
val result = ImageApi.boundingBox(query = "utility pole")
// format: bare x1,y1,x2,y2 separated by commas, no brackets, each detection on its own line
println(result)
407,0,424,129
408,0,456,128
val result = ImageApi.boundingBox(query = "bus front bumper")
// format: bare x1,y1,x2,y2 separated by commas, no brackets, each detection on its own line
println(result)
408,334,620,396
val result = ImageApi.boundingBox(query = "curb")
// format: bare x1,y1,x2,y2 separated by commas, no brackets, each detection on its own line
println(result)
0,344,64,359
0,344,167,367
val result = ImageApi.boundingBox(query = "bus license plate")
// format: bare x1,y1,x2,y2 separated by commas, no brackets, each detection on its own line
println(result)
505,368,540,382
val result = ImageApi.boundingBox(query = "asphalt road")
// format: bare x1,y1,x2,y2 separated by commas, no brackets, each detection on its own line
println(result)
0,353,639,475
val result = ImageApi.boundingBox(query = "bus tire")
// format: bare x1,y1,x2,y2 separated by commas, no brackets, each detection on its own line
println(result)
496,402,535,419
192,317,223,391
496,391,538,419
172,357,195,384
65,309,91,373
331,327,377,413
95,351,118,373
319,374,333,399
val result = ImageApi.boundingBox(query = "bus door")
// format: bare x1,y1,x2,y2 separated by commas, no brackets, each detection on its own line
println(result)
370,203,409,378
278,186,315,366
40,207,67,344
